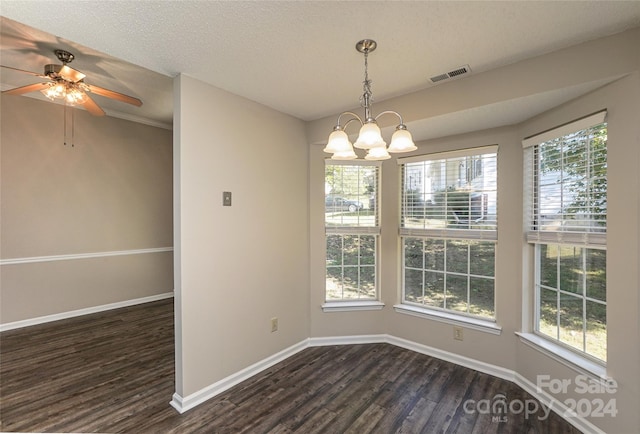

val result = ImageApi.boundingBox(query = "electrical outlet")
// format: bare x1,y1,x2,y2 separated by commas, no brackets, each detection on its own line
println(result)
271,317,278,332
453,327,464,341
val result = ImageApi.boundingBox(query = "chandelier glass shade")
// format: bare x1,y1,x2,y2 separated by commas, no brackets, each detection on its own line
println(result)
324,39,417,161
41,80,89,106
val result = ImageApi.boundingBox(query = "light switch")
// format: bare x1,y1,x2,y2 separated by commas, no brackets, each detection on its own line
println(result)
223,191,232,206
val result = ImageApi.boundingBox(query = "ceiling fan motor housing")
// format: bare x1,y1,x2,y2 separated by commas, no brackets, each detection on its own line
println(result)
44,64,62,78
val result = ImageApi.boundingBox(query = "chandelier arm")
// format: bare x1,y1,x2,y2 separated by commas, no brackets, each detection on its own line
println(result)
341,118,362,132
373,110,405,126
335,111,364,129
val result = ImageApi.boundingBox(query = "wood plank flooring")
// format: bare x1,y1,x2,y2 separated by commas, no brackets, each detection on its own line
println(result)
1,299,581,433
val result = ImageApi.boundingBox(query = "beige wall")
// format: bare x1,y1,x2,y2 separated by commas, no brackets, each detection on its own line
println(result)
0,95,174,323
173,74,310,397
308,30,640,433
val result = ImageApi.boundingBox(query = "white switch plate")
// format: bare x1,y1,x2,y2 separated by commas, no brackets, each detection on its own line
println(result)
223,191,232,206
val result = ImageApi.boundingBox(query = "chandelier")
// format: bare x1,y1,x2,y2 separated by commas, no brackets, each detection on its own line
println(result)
323,39,416,160
41,80,89,105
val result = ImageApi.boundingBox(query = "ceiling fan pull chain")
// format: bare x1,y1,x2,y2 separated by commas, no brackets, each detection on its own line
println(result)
71,106,75,147
63,103,75,147
64,103,68,146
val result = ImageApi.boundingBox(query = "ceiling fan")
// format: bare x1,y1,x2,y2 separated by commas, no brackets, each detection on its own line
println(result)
1,49,142,116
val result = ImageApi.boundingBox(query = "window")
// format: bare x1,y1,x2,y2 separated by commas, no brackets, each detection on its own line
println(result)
325,162,379,302
398,146,498,320
523,111,607,363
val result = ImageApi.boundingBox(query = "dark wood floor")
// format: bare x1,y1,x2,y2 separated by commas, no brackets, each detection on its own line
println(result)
1,299,581,433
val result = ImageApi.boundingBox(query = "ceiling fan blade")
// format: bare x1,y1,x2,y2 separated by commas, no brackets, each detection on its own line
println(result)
58,65,86,83
1,65,49,79
2,82,50,96
86,84,143,107
81,94,106,116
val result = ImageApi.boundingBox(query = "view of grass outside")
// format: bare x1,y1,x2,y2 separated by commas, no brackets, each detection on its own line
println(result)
537,244,607,362
326,234,376,300
404,238,495,319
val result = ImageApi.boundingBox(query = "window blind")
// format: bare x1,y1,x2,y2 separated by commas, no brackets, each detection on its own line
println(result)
524,113,607,246
399,146,498,240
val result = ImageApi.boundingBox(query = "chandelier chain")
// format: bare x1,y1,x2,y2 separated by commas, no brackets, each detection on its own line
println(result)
360,49,373,117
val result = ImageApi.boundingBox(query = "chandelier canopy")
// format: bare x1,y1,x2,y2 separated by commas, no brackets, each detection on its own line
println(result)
323,39,416,161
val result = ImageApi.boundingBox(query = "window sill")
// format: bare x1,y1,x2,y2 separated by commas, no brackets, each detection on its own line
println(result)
393,304,502,335
516,332,609,382
322,301,385,312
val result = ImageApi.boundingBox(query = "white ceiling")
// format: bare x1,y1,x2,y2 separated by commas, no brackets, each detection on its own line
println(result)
2,1,640,134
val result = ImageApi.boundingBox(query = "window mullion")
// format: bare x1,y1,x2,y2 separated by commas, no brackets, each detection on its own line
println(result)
421,239,426,304
340,236,345,299
582,248,587,353
467,242,471,315
357,235,361,299
556,249,561,341
443,240,448,311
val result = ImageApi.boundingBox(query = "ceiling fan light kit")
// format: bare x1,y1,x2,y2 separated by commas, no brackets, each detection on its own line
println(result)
323,39,417,161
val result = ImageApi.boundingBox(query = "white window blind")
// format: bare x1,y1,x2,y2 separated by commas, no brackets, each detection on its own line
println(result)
523,111,607,246
398,146,498,240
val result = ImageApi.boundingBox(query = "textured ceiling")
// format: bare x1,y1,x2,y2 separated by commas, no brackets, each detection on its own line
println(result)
1,1,640,132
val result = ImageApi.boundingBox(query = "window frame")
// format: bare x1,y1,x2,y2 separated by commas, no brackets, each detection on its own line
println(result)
523,111,608,367
395,146,499,328
323,160,383,311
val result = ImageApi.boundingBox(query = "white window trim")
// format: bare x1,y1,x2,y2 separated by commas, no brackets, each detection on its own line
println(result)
397,144,499,165
325,159,381,167
400,228,497,241
326,226,380,235
516,332,608,381
393,303,502,335
322,301,385,312
522,110,606,148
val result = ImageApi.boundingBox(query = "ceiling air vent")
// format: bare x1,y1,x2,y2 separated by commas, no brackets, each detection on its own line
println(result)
429,64,471,84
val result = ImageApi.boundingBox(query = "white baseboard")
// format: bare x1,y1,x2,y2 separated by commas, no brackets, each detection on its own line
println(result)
385,335,516,382
0,292,174,332
171,333,605,433
308,334,387,347
513,373,605,434
170,339,309,414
